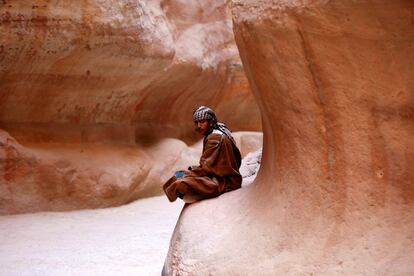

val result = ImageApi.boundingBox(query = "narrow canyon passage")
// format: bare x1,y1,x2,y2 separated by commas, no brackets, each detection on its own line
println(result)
1,0,413,275
0,0,264,274
0,151,261,275
0,0,261,215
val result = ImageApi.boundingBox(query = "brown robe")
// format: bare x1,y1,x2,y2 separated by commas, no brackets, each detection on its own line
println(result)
163,129,242,202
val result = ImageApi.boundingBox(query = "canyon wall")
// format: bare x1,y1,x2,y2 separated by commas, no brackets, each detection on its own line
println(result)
0,0,260,144
0,0,261,214
163,0,414,275
0,128,261,215
0,128,200,214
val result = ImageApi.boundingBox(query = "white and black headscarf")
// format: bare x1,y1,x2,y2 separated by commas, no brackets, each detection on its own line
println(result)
193,106,236,145
193,106,217,122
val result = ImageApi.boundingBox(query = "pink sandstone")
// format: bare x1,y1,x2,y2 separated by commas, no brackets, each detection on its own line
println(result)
0,0,260,144
0,128,196,214
0,1,262,214
163,0,414,275
0,127,262,215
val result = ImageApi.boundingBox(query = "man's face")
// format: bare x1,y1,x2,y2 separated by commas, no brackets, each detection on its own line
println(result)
195,119,211,136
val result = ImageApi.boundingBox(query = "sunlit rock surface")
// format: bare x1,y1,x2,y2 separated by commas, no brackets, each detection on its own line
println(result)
0,0,260,144
163,1,414,275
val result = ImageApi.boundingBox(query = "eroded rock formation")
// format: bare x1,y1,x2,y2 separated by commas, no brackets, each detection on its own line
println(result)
0,128,262,215
0,0,260,144
0,128,196,214
0,1,262,214
163,0,414,275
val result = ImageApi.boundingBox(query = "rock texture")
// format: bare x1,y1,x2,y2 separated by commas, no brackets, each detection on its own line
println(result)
0,129,262,215
0,128,196,214
0,0,260,144
0,1,262,214
163,0,414,275
240,148,261,187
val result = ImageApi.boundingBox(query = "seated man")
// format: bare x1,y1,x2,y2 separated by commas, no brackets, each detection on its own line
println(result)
163,106,242,203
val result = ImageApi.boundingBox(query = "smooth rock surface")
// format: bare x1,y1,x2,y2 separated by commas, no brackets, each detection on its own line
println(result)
0,0,262,214
163,1,414,275
0,150,262,275
0,129,262,215
0,0,260,144
0,128,198,214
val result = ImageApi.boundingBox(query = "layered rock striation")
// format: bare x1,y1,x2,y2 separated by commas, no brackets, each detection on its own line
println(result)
0,0,260,144
163,0,414,275
0,1,262,214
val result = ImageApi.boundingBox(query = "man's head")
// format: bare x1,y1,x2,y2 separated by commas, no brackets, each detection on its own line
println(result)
193,106,217,136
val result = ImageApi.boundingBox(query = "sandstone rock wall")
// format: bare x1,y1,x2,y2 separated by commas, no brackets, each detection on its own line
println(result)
0,128,197,214
0,1,262,214
0,129,262,215
163,1,414,275
0,0,260,144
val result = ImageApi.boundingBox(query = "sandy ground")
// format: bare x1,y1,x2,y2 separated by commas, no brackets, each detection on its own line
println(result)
0,149,261,276
0,196,184,276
